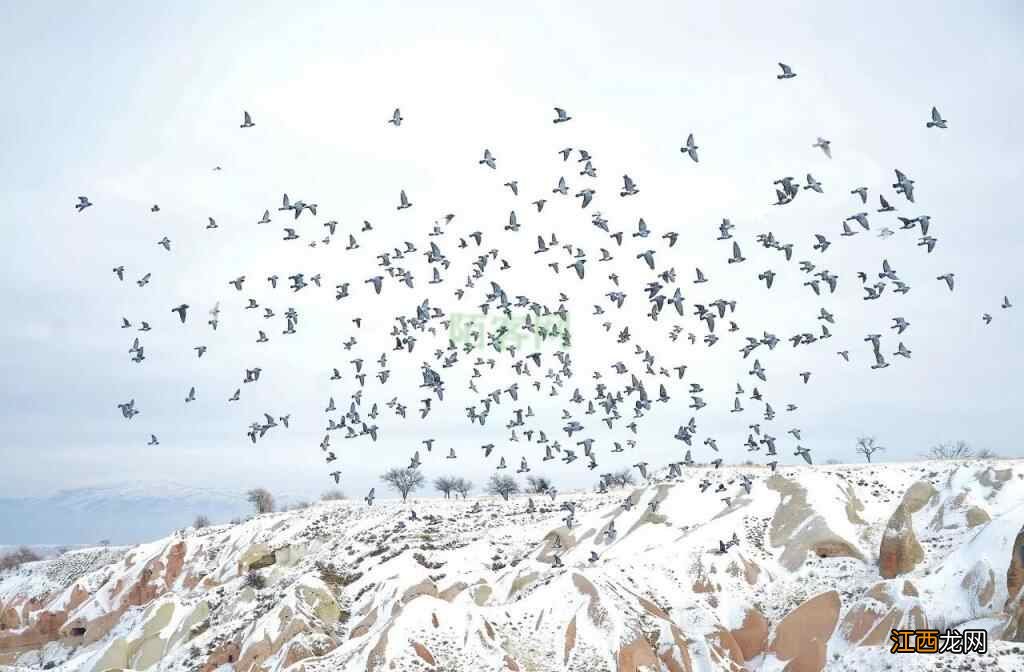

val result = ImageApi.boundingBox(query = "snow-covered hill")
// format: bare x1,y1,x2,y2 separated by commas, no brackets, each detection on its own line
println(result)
2,460,1023,671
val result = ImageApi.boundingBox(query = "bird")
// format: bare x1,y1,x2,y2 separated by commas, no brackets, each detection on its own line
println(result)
388,108,403,126
147,434,159,446
171,304,189,323
240,111,254,128
1002,296,1013,309
812,137,831,159
397,190,412,210
75,196,93,212
620,175,639,197
479,149,497,169
776,62,796,79
680,134,699,162
185,386,196,403
927,106,947,129
552,107,572,123
850,187,868,203
364,488,375,506
728,241,746,264
937,273,955,291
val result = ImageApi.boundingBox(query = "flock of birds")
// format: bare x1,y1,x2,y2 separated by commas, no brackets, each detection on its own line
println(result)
87,62,1014,555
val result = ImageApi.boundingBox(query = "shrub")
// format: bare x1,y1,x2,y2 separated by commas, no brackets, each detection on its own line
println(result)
320,489,347,501
193,514,211,529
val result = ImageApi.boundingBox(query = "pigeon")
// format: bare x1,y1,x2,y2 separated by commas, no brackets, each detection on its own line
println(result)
397,190,412,210
812,137,831,159
926,106,947,129
364,488,375,506
388,108,403,126
680,133,699,162
75,196,93,212
147,434,159,446
479,149,497,169
240,111,254,128
776,62,796,79
552,107,572,123
620,175,639,197
937,273,955,291
171,304,189,323
728,241,746,264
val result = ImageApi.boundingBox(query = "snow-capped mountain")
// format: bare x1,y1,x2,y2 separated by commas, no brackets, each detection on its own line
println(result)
0,481,274,546
2,461,1023,671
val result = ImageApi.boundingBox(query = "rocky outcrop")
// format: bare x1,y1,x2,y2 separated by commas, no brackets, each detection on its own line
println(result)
1007,525,1024,607
767,476,864,570
879,501,923,578
769,590,840,671
730,607,769,661
839,581,927,648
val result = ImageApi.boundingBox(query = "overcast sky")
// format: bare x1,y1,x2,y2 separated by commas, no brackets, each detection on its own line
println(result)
1,0,1022,501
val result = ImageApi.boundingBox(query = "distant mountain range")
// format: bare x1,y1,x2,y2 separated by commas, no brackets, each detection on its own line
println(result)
0,481,298,545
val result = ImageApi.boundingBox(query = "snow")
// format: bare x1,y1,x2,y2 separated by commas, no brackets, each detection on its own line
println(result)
2,460,1023,671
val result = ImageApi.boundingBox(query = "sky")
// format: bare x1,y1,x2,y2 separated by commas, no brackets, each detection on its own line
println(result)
0,0,1022,505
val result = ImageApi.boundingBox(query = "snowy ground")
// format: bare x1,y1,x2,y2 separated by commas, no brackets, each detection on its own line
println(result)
1,459,1023,671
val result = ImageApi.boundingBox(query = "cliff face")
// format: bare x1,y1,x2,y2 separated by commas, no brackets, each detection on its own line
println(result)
2,460,1023,672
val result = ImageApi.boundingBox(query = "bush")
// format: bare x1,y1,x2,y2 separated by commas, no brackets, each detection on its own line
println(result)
246,488,275,514
193,514,211,529
0,546,42,571
320,489,347,501
243,569,266,590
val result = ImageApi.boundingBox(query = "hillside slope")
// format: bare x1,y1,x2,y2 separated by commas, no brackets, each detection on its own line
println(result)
2,460,1024,671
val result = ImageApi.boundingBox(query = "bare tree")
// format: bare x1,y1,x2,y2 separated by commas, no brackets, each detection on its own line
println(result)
246,488,275,514
486,473,521,501
609,468,636,488
193,514,211,529
320,489,347,501
525,475,554,494
926,440,974,460
452,477,474,499
434,476,457,499
976,448,1001,459
855,436,885,463
380,467,425,502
